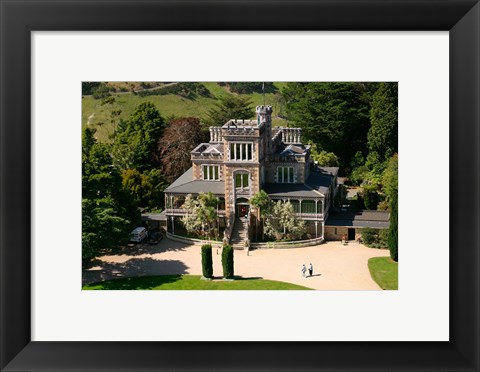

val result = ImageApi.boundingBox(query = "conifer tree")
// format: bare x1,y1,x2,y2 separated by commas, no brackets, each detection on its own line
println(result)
205,95,254,126
367,82,398,171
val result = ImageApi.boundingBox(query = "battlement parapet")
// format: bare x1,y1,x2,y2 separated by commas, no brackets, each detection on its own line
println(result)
222,126,258,137
209,127,223,143
223,119,259,128
256,105,273,114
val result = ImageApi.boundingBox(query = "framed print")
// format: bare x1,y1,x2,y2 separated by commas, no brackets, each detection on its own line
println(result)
1,0,479,371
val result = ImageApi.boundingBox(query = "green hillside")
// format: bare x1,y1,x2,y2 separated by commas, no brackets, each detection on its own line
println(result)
82,82,288,142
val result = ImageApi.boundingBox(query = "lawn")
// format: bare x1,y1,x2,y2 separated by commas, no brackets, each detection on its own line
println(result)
83,275,312,290
368,256,398,290
82,82,288,142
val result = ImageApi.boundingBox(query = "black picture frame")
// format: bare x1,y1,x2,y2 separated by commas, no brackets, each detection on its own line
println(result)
1,1,479,371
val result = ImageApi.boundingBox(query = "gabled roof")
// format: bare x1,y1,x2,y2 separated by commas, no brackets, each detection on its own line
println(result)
165,167,225,195
203,143,224,154
279,144,307,156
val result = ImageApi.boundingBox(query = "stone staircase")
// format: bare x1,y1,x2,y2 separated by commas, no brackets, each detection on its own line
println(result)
229,218,248,249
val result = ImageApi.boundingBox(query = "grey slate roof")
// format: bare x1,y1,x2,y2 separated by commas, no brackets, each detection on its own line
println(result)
264,167,338,199
326,210,390,229
165,167,225,195
263,183,322,198
165,166,339,200
203,143,224,154
278,144,307,156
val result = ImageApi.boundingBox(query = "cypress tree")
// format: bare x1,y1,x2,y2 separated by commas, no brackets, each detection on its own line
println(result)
221,245,234,279
367,82,398,170
383,155,399,262
201,244,213,278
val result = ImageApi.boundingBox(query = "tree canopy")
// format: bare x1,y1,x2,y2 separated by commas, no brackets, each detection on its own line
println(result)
82,127,139,261
282,82,376,173
156,117,208,183
383,154,398,261
113,101,166,172
182,193,221,239
367,82,398,172
205,95,254,126
264,201,306,241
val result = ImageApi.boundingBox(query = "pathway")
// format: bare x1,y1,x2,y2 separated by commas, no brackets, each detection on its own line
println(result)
83,239,390,290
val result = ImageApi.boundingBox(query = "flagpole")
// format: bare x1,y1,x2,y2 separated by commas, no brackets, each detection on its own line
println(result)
262,82,265,105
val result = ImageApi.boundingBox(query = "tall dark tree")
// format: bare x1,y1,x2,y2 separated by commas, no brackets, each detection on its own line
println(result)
282,82,374,173
121,168,166,210
82,128,121,200
156,117,207,182
113,101,165,171
205,95,254,126
383,154,398,261
82,127,140,261
388,194,398,261
367,82,398,172
82,82,101,96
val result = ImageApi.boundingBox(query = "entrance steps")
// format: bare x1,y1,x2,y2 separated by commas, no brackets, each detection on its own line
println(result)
229,218,248,249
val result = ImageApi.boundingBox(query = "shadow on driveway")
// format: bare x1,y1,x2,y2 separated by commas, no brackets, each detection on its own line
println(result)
82,257,188,286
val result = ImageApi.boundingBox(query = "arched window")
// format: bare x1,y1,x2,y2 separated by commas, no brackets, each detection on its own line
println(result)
235,172,249,189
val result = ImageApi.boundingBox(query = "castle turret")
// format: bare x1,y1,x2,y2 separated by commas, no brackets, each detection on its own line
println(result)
256,105,273,157
256,105,273,128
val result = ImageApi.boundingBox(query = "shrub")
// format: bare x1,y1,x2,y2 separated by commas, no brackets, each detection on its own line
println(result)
221,245,234,279
363,186,380,210
137,82,212,99
91,83,115,99
361,227,388,248
361,228,379,245
201,244,213,278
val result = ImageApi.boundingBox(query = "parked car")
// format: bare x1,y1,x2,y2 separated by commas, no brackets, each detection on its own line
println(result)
146,231,163,245
129,227,148,243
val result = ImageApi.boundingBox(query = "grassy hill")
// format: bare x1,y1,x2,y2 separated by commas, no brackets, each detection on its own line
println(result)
82,82,289,142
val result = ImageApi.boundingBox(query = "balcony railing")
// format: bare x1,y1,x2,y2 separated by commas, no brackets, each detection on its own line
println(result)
165,208,226,217
295,212,323,220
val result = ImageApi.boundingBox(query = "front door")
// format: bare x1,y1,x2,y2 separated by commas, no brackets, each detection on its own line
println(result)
348,228,356,241
237,204,250,218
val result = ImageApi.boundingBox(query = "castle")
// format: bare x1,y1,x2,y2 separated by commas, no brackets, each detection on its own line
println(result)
164,105,340,245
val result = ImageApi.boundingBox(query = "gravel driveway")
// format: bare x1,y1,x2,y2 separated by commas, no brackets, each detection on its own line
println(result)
83,239,390,290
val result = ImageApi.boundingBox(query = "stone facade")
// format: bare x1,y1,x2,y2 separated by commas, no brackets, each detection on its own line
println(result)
325,226,374,241
165,105,339,242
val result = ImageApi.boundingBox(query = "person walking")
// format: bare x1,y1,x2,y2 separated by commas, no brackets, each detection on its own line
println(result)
302,264,307,278
308,263,313,277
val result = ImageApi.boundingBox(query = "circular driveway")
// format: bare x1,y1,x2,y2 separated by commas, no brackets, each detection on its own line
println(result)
83,239,390,290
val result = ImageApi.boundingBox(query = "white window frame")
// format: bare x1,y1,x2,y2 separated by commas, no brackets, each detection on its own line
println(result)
203,165,220,181
276,166,295,183
229,142,253,161
234,172,249,189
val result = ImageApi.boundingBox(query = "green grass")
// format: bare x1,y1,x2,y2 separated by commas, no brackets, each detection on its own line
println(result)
82,82,289,142
83,275,312,290
368,257,398,290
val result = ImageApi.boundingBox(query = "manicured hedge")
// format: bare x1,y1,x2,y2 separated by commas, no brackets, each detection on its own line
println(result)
221,245,234,279
201,244,213,278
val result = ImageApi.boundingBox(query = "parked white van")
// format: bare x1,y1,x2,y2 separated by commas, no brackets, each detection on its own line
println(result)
129,227,148,243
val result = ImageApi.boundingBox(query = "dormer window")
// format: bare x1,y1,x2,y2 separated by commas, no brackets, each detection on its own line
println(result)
277,166,295,183
203,165,220,181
